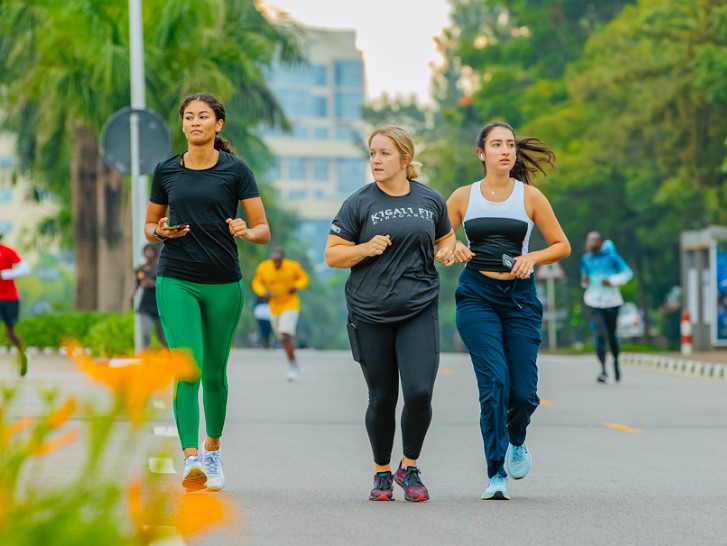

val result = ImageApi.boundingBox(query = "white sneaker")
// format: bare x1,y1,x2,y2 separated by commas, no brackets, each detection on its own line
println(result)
201,449,225,491
505,442,531,480
286,362,300,382
181,455,207,492
481,475,510,500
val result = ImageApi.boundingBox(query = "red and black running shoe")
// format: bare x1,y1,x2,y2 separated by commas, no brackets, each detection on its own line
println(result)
394,462,429,502
369,471,394,501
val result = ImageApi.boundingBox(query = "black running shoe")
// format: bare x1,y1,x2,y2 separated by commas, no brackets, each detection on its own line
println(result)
596,372,607,383
394,462,429,502
369,471,394,501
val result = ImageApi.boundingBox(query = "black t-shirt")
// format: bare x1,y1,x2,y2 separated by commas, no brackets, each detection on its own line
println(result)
330,180,451,323
150,151,260,283
135,263,159,317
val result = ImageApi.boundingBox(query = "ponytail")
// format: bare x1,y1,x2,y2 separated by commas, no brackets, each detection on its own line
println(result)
214,135,235,155
510,137,556,185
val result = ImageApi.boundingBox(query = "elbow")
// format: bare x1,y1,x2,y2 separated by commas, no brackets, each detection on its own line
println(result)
562,240,572,260
324,249,341,269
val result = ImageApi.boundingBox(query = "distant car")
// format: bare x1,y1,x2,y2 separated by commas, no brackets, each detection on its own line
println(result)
617,302,645,338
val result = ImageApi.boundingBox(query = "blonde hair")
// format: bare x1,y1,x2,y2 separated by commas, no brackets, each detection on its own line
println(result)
368,126,421,180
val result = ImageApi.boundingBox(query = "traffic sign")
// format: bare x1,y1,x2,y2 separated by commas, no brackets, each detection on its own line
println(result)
535,262,566,280
101,107,170,175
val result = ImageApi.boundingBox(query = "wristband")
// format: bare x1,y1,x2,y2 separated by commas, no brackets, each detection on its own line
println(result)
152,227,167,241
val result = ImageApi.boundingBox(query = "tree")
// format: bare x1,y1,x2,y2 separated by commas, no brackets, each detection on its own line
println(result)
0,0,303,310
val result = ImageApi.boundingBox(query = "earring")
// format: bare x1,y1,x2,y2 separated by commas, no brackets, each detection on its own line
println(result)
479,154,485,160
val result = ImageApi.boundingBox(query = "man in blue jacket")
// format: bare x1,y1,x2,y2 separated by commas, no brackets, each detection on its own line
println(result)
581,232,633,383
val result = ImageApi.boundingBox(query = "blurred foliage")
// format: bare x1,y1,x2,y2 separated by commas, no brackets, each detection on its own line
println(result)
0,345,233,545
416,0,727,348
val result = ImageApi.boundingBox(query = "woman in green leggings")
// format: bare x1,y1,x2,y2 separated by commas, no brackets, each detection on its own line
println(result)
145,93,270,492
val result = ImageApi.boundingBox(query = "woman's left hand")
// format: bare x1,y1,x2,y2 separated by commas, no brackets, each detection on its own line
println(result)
226,217,249,240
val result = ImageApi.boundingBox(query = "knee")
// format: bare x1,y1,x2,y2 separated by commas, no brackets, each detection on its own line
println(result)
369,389,398,412
510,388,539,410
404,388,433,411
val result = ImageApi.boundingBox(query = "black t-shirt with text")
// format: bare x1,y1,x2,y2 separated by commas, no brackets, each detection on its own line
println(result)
330,180,451,323
150,151,260,283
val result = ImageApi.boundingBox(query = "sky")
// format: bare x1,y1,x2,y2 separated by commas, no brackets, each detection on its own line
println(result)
262,0,452,104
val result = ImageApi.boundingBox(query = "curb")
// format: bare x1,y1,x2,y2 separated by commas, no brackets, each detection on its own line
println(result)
621,352,727,381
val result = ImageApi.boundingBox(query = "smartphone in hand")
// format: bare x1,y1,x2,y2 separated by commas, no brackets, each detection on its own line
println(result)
502,254,516,269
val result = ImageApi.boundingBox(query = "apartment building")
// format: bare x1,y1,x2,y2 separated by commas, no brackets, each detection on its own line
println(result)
261,27,370,270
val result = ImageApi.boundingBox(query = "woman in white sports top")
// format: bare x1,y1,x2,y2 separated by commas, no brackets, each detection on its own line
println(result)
445,122,570,501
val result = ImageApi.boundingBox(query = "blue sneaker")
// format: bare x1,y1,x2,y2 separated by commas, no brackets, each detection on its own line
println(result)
481,475,509,500
505,443,531,479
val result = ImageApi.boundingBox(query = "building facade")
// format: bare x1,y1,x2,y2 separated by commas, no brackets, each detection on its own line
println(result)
261,27,370,270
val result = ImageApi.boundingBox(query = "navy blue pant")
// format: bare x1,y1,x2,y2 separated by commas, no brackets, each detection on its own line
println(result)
347,301,440,465
455,268,542,478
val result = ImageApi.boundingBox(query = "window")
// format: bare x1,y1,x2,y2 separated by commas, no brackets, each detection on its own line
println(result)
292,124,307,139
312,127,329,140
312,158,329,181
0,189,13,202
334,61,364,87
0,157,15,169
335,92,363,119
275,89,312,117
335,126,360,142
312,97,328,118
288,189,307,200
287,157,307,180
313,65,328,86
0,222,12,234
266,62,312,85
265,158,281,180
336,158,367,195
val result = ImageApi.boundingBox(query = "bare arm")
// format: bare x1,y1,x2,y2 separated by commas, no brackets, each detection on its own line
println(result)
446,186,476,263
227,196,270,244
511,185,570,278
324,234,392,269
433,229,457,265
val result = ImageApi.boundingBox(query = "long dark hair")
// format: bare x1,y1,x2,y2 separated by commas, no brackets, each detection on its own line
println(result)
178,93,235,154
476,122,555,185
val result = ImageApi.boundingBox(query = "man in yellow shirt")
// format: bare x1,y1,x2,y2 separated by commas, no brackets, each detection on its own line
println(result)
252,248,309,380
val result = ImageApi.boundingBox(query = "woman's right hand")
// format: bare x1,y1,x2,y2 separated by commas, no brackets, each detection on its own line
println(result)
157,217,190,239
363,234,392,257
452,240,474,263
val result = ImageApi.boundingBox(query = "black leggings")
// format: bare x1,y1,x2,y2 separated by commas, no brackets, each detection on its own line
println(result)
348,302,440,465
591,306,620,366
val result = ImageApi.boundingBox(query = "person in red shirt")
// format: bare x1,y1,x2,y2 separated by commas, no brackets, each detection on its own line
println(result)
0,237,31,376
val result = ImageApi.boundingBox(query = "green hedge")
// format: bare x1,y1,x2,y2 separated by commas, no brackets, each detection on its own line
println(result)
0,311,134,357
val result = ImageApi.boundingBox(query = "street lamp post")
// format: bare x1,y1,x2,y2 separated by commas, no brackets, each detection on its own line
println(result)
129,0,148,353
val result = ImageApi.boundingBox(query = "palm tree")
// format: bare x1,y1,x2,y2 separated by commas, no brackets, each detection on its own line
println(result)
0,0,303,310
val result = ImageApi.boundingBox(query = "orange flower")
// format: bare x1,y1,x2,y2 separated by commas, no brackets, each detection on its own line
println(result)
31,428,79,456
64,341,199,425
175,492,232,538
48,397,76,429
127,478,236,542
3,416,33,439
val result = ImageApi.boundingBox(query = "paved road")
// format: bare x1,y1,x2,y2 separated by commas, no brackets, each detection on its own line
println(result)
2,349,727,545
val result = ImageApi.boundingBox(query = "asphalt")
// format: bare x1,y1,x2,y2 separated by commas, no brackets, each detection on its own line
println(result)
2,348,727,546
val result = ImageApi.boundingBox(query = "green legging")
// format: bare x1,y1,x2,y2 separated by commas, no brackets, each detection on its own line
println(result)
156,276,244,450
